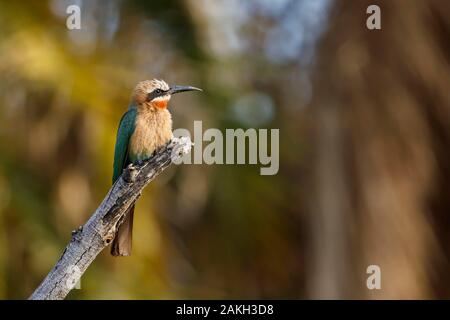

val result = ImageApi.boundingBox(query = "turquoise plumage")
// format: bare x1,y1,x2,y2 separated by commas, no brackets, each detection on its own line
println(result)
112,106,137,183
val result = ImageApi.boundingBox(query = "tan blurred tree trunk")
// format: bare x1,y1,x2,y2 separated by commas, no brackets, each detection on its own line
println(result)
308,0,450,299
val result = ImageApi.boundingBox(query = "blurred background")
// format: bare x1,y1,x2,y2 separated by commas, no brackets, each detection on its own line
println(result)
0,0,449,299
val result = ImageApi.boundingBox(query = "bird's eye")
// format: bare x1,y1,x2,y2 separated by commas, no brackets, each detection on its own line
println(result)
146,88,165,101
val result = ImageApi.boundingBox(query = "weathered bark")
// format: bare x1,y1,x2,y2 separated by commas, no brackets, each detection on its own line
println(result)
29,137,192,300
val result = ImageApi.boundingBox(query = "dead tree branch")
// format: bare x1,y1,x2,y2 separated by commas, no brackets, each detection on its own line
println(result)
29,137,192,300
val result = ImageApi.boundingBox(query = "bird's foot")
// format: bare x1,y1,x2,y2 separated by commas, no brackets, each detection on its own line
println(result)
135,159,146,166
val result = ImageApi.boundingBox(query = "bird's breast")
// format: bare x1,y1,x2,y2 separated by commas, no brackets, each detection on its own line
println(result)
129,109,173,162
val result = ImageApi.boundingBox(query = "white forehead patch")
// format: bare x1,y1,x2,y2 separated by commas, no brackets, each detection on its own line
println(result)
144,79,170,93
154,79,169,90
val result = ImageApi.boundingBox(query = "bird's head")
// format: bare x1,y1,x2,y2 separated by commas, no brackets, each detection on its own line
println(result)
132,79,202,110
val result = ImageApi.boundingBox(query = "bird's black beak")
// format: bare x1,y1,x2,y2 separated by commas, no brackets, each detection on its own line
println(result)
169,85,202,95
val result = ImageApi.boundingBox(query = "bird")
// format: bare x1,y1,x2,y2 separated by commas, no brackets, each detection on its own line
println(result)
111,79,201,256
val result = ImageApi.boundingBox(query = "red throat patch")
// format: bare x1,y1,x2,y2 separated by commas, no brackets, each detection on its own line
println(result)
153,98,169,109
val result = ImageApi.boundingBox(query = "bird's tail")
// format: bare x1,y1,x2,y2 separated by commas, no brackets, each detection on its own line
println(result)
111,205,134,256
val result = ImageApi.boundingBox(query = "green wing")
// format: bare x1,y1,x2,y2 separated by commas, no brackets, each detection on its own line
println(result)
112,107,137,183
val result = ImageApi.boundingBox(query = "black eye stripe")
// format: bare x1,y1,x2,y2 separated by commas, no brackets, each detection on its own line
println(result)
146,88,168,101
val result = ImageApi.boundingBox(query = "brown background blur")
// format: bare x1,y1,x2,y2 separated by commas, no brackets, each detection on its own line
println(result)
0,0,449,299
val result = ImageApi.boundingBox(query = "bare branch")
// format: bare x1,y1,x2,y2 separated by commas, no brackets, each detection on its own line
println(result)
29,137,192,300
